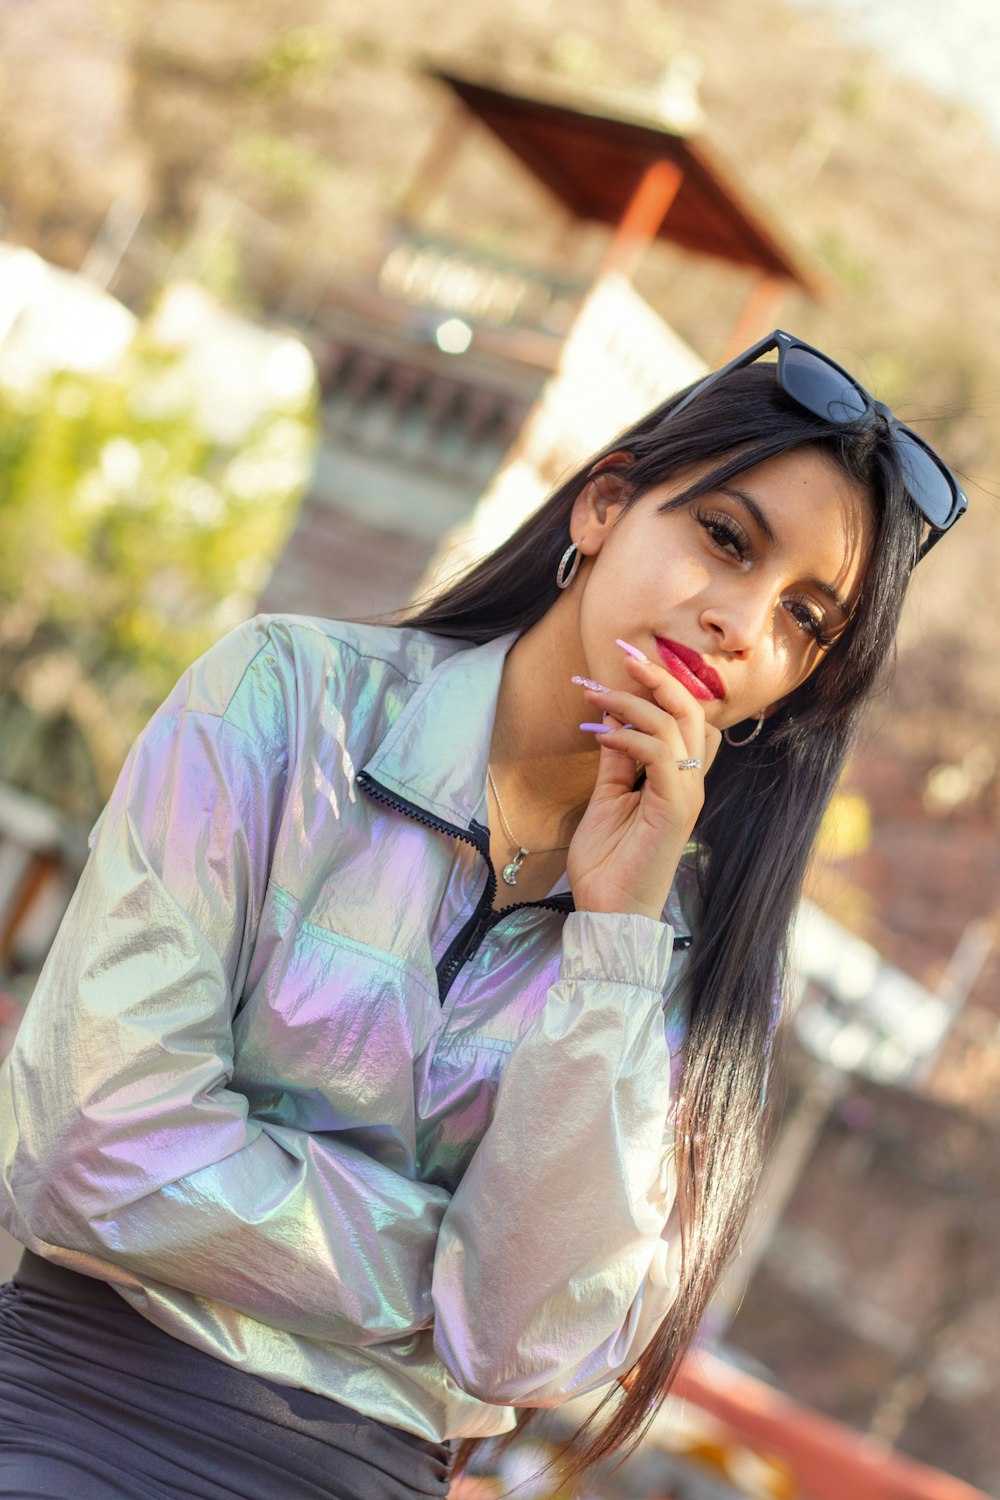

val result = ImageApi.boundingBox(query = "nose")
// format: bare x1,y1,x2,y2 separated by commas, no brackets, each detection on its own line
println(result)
700,579,775,659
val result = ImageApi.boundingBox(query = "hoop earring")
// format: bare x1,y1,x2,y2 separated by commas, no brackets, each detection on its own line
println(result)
555,541,581,590
724,711,765,747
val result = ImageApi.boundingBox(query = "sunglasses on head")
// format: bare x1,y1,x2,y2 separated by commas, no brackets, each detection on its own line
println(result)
668,330,967,560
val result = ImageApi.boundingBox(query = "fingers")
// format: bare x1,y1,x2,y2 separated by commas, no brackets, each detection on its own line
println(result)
575,652,723,810
582,687,691,759
582,717,710,833
586,715,650,800
581,657,707,755
583,719,701,788
619,652,708,741
568,650,721,916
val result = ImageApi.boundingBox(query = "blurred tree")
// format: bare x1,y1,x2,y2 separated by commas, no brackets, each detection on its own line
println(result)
0,328,316,824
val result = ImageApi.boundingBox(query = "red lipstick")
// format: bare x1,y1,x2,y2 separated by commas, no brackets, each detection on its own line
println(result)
654,638,726,701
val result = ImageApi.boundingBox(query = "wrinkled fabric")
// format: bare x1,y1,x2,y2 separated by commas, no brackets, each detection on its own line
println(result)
0,616,695,1442
0,1253,453,1499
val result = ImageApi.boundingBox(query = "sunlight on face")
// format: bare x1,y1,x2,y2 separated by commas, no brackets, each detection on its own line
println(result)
573,447,873,729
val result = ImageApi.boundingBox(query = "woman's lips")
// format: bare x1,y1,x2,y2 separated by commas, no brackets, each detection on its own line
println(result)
654,638,726,701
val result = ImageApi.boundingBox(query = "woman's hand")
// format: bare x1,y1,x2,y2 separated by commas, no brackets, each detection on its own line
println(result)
567,646,722,920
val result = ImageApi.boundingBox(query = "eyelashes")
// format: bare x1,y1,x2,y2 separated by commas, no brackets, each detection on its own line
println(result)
694,508,834,647
696,509,752,562
786,598,834,648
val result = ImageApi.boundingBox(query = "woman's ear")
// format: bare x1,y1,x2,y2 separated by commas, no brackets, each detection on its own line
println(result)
570,450,635,558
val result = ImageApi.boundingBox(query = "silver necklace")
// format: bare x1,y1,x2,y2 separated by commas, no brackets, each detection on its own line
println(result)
486,766,572,887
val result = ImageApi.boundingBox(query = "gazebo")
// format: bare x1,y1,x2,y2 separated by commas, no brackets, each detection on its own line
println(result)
261,65,823,618
409,67,823,353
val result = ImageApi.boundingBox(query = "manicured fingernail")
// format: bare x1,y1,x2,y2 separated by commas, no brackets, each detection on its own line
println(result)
614,638,648,662
571,675,608,692
580,721,613,733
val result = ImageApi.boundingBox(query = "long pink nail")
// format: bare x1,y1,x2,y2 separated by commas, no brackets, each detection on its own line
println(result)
580,721,613,733
615,638,648,662
571,675,608,692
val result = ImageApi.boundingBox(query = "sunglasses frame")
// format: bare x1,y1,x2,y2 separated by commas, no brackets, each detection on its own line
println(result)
667,330,968,559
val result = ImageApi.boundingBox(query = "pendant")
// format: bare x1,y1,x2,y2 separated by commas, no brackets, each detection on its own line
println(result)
502,848,528,886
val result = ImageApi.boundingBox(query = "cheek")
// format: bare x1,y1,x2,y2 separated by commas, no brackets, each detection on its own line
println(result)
582,522,707,629
631,549,710,608
764,635,819,700
781,641,827,697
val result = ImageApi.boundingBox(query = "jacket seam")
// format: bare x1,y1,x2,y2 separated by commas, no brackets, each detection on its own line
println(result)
209,619,426,735
557,972,671,994
265,615,430,683
432,1034,515,1057
216,633,284,725
269,883,440,1006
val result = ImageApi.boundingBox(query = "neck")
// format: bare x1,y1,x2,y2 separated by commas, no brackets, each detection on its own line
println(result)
488,589,601,843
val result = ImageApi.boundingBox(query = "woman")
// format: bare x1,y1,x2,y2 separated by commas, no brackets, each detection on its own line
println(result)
0,334,966,1498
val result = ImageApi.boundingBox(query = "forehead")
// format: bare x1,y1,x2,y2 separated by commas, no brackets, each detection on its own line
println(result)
748,447,871,581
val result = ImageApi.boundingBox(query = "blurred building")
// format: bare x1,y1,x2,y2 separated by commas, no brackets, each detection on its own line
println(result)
721,1057,1000,1495
254,67,820,618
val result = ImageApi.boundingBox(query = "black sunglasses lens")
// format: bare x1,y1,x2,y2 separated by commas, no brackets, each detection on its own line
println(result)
783,346,868,422
893,432,956,530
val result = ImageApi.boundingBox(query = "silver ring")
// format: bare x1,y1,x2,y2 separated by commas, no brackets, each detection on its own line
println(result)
676,757,703,771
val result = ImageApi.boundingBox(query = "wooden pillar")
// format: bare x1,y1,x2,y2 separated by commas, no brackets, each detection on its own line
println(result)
599,158,684,281
395,103,472,226
719,274,786,359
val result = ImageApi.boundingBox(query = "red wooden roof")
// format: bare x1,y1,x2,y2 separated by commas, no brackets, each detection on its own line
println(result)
430,70,823,297
676,1351,992,1500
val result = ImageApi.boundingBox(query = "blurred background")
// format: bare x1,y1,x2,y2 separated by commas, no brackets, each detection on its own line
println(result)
0,2,997,1496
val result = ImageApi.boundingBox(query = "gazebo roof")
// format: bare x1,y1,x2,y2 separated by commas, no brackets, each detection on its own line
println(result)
430,69,823,297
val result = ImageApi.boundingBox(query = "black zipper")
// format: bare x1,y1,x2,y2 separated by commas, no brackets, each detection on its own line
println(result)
357,770,690,1003
357,770,490,863
436,890,577,1002
358,770,575,1003
434,841,497,1002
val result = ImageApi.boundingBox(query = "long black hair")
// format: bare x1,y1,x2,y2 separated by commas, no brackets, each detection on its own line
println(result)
404,362,923,1472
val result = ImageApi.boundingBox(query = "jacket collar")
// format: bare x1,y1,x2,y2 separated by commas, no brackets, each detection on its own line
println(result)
360,627,693,935
361,630,519,834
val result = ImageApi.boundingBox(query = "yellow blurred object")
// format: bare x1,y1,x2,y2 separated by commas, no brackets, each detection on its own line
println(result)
815,790,872,863
658,1403,798,1499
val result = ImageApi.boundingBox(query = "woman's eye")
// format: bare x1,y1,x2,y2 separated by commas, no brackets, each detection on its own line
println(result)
698,511,750,561
787,598,832,646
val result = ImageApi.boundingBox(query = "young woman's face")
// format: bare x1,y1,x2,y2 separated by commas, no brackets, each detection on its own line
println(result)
571,446,874,732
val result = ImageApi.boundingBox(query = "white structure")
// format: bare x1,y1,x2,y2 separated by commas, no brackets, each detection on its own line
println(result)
789,900,957,1088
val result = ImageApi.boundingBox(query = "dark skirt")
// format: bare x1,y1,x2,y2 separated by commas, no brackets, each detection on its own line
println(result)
0,1252,453,1500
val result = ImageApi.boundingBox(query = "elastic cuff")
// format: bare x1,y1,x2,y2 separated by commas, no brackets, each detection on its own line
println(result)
559,910,675,993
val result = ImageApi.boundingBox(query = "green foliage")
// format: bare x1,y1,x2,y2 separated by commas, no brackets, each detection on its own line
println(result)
836,55,877,117
193,232,254,310
814,228,873,292
231,130,330,206
0,333,317,823
546,31,606,80
242,28,340,96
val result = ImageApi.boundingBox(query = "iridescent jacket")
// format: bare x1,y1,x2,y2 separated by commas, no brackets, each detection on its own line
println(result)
0,615,696,1442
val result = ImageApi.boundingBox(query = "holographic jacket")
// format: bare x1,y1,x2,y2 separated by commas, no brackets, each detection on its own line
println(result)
0,615,696,1442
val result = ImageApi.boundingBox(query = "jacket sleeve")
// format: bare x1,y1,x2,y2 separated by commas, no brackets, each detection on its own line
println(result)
0,621,448,1347
430,910,682,1405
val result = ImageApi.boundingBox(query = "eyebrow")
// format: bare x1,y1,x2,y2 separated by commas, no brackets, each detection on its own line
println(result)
718,485,852,619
